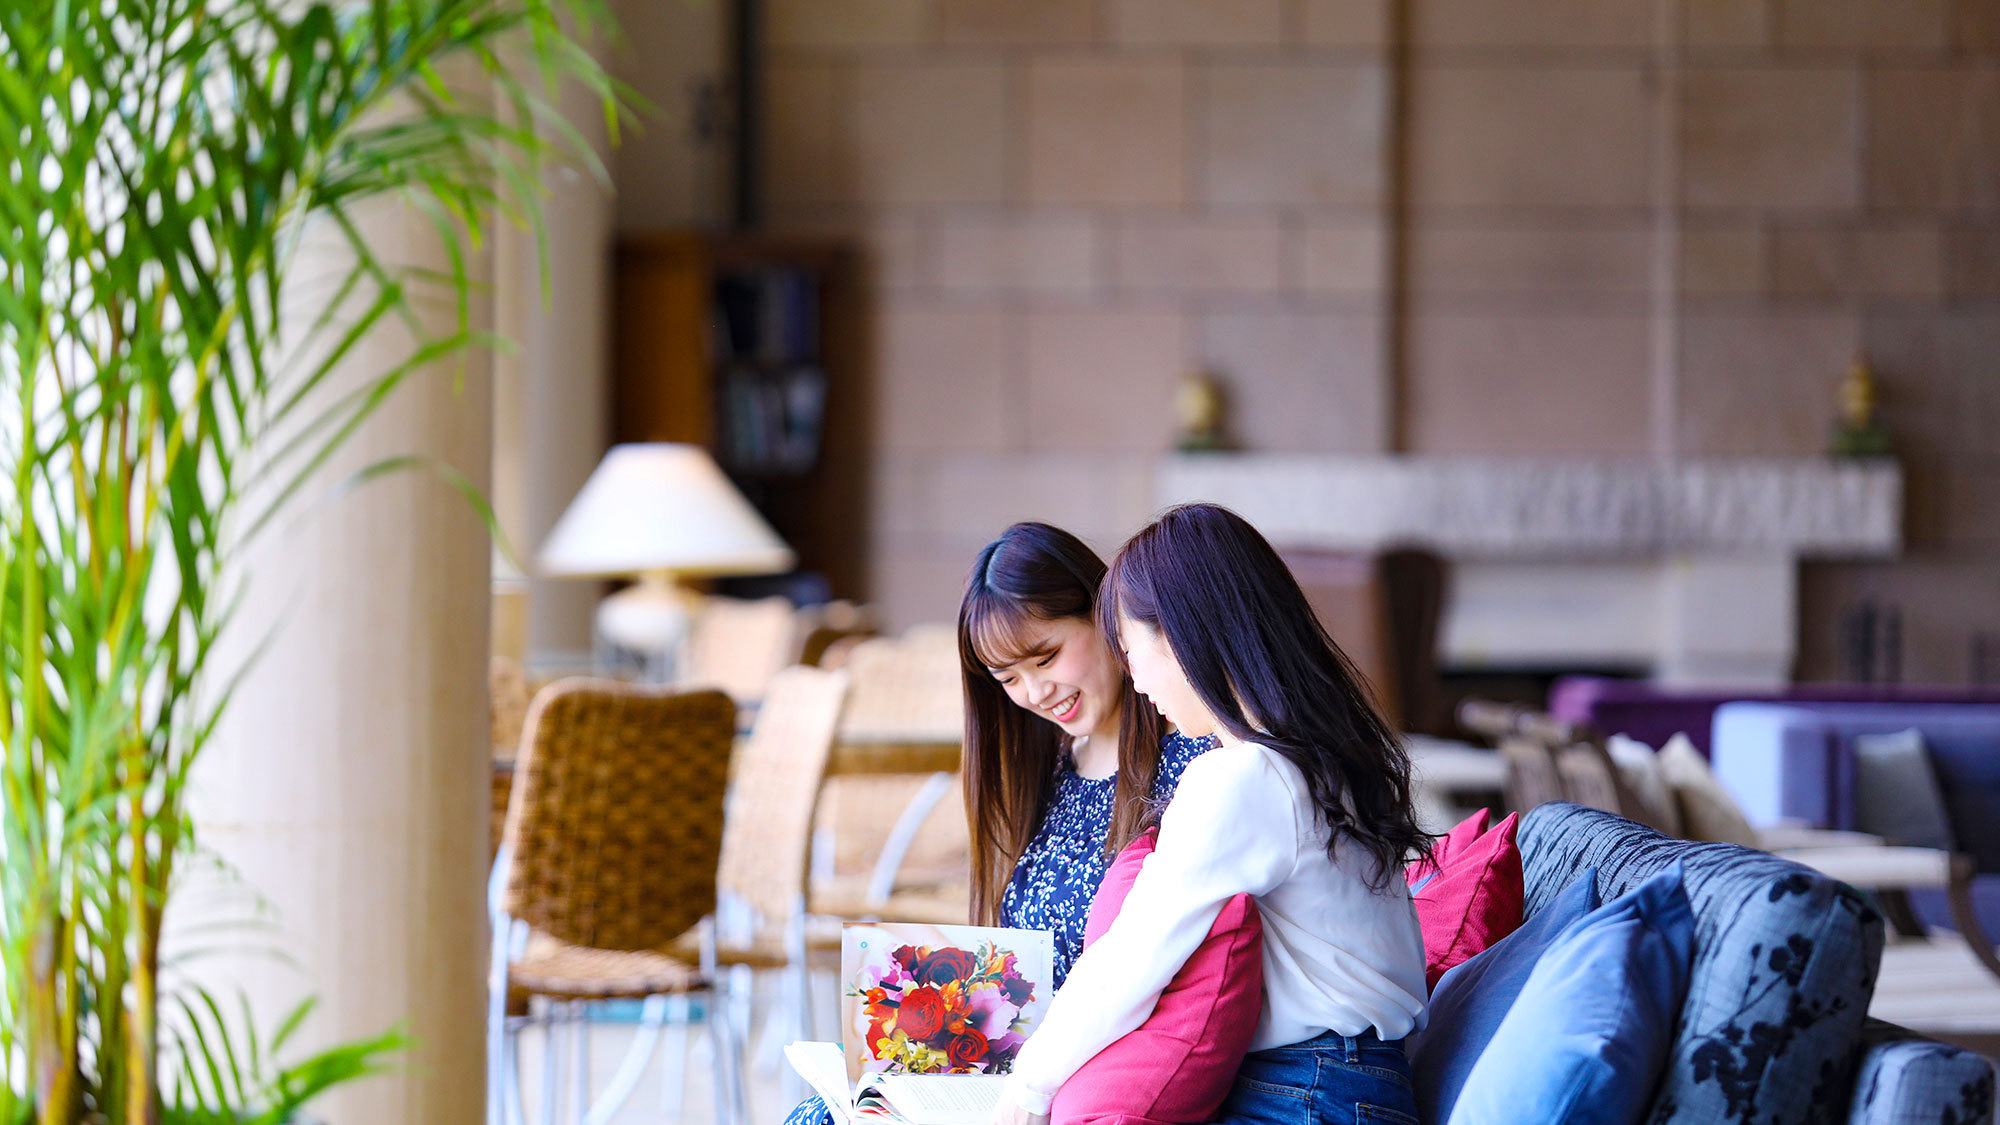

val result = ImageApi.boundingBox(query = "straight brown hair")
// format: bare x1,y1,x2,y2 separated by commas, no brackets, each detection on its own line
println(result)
959,523,1166,925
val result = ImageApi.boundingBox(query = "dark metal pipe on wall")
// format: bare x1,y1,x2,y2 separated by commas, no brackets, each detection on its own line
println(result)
731,0,761,230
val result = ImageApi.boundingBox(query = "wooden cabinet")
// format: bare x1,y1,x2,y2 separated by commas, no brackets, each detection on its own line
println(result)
613,231,869,600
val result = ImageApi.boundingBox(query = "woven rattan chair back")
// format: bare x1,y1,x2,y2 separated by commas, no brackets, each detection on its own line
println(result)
1498,734,1566,815
1554,739,1670,833
822,630,970,883
501,679,736,951
491,655,534,755
682,596,802,706
721,665,848,927
838,631,963,743
799,600,876,667
1553,742,1624,816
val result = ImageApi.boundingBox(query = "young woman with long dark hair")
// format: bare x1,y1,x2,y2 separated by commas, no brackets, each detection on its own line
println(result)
780,522,1215,1125
994,503,1430,1125
957,521,1214,957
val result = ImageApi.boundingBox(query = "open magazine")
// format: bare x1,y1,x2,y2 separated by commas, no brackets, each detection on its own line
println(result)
786,922,1056,1125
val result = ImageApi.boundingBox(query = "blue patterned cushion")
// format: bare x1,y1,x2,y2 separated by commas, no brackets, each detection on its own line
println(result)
1846,1019,1995,1125
1519,803,1884,1125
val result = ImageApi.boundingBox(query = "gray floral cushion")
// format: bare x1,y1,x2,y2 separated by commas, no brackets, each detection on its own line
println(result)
1520,803,1897,1125
1847,1019,1996,1125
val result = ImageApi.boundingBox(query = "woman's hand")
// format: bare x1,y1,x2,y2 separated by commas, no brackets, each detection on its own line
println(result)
988,1089,1049,1125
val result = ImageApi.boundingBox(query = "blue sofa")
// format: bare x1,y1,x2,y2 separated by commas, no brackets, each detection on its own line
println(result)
1518,802,1994,1125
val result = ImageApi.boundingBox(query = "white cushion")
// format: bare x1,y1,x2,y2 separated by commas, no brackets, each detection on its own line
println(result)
1605,733,1682,837
1657,732,1761,847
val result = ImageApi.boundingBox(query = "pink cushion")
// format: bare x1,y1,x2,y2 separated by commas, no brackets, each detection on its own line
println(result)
1406,807,1491,888
1050,830,1264,1125
1413,811,1524,991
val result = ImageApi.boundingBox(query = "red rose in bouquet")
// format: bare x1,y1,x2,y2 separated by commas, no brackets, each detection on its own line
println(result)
947,1029,989,1070
917,948,979,986
898,985,947,1041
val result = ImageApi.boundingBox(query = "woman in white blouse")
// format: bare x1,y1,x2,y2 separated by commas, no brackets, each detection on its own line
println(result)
993,503,1431,1125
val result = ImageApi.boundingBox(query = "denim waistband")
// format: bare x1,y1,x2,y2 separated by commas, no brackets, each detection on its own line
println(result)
1259,1028,1403,1063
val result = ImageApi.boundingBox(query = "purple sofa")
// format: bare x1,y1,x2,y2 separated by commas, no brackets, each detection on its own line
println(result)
1547,675,2000,758
1709,700,2000,941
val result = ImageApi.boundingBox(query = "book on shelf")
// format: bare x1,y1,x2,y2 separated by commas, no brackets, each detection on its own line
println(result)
712,264,827,474
786,922,1055,1125
713,267,819,367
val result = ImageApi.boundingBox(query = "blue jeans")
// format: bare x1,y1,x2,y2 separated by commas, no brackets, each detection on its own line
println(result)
1211,1030,1418,1125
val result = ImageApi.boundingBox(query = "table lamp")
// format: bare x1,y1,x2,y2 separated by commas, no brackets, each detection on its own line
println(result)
537,443,795,676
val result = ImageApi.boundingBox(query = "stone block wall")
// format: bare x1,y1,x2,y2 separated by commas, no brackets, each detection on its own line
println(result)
739,0,2000,683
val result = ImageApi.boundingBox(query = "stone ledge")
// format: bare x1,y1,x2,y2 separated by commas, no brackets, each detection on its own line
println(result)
1156,455,1902,557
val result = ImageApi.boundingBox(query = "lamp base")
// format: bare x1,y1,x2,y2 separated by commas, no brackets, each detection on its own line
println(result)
594,573,696,682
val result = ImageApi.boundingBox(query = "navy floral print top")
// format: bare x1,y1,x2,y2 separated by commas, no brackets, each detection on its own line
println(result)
1000,729,1217,988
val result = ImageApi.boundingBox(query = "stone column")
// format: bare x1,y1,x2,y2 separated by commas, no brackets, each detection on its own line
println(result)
190,197,493,1125
493,67,618,672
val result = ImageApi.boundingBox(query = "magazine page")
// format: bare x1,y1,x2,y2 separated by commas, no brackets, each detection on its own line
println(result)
840,922,1056,1090
862,1074,1009,1125
784,1042,861,1125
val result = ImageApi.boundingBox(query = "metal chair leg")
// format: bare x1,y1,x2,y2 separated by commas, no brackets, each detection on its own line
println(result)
539,1000,559,1125
569,1001,590,1125
660,994,690,1118
777,961,811,1105
708,980,749,1125
503,1024,526,1125
582,994,668,1125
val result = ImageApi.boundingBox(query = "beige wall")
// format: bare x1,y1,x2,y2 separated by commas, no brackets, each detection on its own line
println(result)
660,0,2000,683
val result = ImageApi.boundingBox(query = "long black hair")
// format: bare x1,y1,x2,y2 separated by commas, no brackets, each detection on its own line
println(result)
1099,503,1428,889
959,522,1167,924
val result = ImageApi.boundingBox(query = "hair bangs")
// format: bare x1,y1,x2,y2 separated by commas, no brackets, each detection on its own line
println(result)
963,587,1056,670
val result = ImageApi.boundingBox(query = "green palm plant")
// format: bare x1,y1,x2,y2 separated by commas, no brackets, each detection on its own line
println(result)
0,0,622,1121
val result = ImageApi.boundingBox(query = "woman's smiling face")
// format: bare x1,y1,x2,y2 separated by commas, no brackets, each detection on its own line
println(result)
982,615,1123,740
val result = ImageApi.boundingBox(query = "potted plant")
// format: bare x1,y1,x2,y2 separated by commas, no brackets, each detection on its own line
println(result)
0,1,620,1120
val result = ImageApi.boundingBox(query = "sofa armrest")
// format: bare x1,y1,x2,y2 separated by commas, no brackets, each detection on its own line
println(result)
1847,1019,1995,1125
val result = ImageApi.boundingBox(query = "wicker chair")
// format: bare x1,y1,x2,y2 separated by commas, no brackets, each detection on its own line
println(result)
681,596,802,709
489,657,539,861
813,631,971,920
489,680,745,1125
798,599,876,668
671,665,849,1102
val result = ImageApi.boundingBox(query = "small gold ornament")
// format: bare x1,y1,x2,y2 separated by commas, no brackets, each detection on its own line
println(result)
1830,355,1894,459
1175,370,1230,452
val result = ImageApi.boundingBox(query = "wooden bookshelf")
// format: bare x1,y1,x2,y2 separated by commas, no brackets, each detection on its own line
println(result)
612,231,869,600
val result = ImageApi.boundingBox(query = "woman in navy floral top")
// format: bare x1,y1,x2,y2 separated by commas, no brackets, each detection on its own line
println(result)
1001,727,1213,986
781,524,1212,1125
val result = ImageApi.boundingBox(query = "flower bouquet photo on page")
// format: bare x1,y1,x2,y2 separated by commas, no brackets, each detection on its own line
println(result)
785,923,1055,1125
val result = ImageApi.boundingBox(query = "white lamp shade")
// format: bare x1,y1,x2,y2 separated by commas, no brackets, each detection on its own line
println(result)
537,443,796,579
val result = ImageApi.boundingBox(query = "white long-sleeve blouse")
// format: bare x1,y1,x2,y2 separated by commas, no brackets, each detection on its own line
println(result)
1003,739,1429,1115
